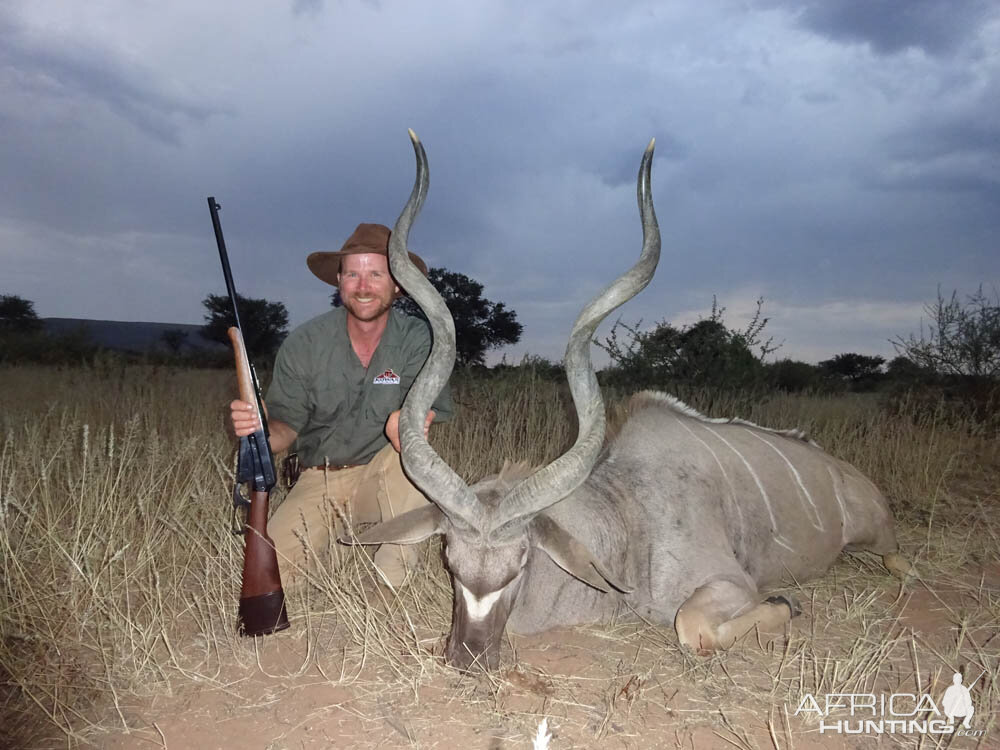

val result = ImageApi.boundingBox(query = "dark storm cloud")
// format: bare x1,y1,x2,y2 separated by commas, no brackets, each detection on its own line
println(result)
882,117,1000,195
0,16,215,145
877,151,1000,198
893,121,1000,164
592,134,688,189
779,0,995,56
1,0,997,365
872,70,1000,201
291,0,325,15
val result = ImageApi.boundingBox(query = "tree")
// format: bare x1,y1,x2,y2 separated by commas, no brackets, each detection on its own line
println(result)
818,353,885,385
0,294,43,332
598,296,779,389
335,266,523,367
892,286,1000,380
201,293,289,359
885,355,933,383
597,318,681,382
161,328,189,354
674,318,762,385
765,359,822,392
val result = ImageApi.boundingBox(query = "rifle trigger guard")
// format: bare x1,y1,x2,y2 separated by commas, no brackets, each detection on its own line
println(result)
231,483,251,536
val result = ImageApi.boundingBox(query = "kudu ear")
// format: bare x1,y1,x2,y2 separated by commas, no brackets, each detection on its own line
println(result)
338,504,445,546
530,514,633,594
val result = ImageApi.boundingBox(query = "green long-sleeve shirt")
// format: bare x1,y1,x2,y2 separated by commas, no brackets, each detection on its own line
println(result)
266,307,454,466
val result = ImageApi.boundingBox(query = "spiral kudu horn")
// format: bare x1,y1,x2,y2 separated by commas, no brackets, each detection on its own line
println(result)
496,139,660,529
387,130,481,528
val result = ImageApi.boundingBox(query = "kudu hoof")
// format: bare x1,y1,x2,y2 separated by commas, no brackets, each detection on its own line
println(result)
765,594,802,618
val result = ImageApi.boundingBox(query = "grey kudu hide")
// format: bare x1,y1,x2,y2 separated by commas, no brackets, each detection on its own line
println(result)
347,131,912,670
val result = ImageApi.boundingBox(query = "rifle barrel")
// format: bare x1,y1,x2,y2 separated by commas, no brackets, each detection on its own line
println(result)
207,196,244,333
210,197,270,438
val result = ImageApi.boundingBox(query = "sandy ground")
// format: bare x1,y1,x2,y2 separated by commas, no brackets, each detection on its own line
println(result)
80,560,996,750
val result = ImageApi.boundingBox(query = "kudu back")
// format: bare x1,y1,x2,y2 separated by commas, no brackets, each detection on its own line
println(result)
347,131,911,670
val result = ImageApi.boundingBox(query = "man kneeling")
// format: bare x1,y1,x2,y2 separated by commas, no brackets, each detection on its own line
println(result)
230,223,453,589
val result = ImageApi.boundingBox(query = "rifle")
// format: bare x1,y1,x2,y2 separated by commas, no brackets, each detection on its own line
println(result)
208,196,290,637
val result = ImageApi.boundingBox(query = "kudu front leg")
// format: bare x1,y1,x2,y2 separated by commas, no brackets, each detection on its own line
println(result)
674,580,798,655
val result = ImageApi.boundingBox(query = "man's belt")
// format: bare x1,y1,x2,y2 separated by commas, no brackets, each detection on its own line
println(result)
282,453,365,490
306,463,363,471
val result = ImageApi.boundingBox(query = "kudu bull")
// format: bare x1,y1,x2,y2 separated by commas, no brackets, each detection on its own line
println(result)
348,131,912,670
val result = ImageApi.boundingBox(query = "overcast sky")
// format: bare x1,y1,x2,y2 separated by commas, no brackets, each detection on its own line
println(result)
2,0,998,365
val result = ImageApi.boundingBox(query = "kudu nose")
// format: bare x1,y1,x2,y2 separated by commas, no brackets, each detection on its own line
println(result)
446,636,500,672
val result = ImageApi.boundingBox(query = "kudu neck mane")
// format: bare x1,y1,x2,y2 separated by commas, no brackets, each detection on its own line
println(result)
630,390,817,447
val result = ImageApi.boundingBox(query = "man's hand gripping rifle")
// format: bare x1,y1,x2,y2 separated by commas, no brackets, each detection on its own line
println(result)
208,196,290,637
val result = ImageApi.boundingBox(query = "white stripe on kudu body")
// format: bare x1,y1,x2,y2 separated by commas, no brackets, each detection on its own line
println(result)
457,580,505,621
826,465,849,544
745,430,825,531
701,425,777,529
674,415,748,544
698,423,800,553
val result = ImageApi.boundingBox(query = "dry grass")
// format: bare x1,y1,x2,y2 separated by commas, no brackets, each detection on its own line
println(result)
1,363,997,748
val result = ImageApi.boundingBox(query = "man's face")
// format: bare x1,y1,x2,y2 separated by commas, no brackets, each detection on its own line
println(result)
337,253,399,323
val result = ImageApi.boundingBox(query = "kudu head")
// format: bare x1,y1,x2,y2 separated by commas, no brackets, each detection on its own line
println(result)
346,130,660,670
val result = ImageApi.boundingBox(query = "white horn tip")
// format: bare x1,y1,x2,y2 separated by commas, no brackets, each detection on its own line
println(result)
408,128,420,144
646,137,655,152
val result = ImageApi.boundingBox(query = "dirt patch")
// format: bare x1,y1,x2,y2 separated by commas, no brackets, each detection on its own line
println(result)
83,560,997,750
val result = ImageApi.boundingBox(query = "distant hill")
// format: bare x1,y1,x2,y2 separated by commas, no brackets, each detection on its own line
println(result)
42,318,227,355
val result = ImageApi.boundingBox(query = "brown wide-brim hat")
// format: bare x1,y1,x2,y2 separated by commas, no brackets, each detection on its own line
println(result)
306,223,428,290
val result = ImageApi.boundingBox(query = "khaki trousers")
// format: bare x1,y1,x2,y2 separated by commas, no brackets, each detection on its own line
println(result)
267,444,427,588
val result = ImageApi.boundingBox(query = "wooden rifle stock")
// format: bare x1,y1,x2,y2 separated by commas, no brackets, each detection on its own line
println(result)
228,329,289,637
238,489,288,635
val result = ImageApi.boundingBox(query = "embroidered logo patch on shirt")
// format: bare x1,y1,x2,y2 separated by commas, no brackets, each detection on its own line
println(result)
373,369,401,385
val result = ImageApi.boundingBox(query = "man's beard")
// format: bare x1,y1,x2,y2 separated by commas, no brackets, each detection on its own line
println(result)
342,292,394,322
